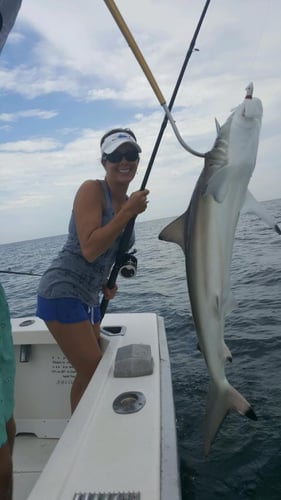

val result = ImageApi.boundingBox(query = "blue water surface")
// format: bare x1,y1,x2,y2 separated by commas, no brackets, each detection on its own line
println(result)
1,198,281,500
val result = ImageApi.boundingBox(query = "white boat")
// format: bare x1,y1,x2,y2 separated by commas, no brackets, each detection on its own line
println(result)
11,312,181,500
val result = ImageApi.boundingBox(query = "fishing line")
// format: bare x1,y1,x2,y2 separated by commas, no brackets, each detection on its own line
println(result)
0,270,41,276
100,0,211,319
104,0,208,158
243,2,272,83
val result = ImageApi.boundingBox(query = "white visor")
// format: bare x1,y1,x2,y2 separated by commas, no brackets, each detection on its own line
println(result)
101,132,141,155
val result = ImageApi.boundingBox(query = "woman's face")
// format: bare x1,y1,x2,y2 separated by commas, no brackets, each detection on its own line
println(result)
103,143,139,185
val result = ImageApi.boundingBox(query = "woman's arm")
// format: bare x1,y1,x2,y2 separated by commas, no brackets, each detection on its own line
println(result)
73,180,148,262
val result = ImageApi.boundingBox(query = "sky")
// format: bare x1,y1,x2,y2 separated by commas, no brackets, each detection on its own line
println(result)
0,0,281,244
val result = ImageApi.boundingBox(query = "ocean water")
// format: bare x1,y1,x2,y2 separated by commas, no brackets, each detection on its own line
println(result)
1,198,281,500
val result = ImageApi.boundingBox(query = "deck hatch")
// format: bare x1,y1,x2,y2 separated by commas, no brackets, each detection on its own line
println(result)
72,492,141,499
114,344,153,377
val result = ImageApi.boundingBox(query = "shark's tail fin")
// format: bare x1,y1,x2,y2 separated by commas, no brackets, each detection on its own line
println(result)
203,380,257,456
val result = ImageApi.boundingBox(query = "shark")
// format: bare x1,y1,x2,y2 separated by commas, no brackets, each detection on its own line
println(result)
159,83,281,455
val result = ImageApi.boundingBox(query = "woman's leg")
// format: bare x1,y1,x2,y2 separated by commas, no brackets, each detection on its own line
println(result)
92,322,101,342
0,441,12,500
6,418,15,454
46,320,102,413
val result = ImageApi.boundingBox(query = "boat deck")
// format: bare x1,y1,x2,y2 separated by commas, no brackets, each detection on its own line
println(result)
14,435,58,499
11,312,181,500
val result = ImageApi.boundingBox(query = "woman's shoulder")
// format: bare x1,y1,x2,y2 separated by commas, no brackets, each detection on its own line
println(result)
79,179,101,189
74,179,105,209
76,179,104,196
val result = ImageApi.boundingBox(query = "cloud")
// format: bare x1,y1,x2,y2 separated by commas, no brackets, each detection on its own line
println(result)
0,108,58,123
4,31,25,45
0,137,61,152
0,0,281,244
0,65,82,99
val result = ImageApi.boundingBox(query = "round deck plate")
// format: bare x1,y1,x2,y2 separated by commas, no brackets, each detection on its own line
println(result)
113,391,146,414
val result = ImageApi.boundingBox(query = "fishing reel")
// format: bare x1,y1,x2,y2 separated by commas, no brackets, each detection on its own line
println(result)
119,249,138,278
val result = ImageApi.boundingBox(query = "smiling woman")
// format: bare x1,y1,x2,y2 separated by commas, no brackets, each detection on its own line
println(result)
101,128,141,187
36,127,149,413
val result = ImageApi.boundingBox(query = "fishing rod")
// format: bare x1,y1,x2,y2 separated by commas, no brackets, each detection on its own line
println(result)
100,0,211,319
104,0,209,158
0,270,41,276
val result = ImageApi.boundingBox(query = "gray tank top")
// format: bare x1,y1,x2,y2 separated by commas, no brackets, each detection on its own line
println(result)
37,180,134,306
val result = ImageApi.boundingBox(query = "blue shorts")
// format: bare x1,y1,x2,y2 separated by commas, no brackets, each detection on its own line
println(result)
0,285,15,448
36,296,101,325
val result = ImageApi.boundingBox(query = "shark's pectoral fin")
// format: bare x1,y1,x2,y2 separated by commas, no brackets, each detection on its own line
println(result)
203,167,229,203
242,190,281,235
158,213,186,251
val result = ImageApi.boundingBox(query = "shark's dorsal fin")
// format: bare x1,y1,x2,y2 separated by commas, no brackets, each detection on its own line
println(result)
215,118,220,134
158,214,186,251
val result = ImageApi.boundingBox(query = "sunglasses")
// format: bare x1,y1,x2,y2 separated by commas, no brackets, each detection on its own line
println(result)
105,149,139,164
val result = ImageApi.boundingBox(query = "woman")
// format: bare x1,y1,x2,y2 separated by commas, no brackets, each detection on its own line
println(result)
36,128,149,412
